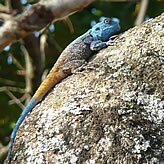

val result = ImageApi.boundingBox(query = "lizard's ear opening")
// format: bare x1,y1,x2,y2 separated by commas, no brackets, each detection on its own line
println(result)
95,27,100,31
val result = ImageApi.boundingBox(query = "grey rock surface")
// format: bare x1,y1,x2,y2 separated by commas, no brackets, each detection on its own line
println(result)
10,13,163,164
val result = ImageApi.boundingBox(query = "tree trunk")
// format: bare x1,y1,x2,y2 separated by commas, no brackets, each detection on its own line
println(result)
8,13,164,163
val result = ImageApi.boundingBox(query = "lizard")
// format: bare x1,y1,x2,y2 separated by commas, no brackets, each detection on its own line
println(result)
7,17,120,161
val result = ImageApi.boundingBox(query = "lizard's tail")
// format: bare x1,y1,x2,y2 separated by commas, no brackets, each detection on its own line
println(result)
7,68,67,162
32,68,67,100
7,99,37,163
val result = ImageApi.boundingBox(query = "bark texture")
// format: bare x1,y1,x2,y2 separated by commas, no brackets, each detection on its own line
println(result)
9,13,164,163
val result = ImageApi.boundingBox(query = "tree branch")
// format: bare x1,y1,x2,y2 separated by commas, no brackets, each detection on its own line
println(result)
0,0,94,51
135,0,149,25
0,145,8,164
6,91,25,109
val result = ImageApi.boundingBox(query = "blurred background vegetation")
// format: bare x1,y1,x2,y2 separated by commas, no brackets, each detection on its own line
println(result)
0,0,163,162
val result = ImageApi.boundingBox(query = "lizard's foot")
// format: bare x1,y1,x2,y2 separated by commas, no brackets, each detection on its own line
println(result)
106,35,118,46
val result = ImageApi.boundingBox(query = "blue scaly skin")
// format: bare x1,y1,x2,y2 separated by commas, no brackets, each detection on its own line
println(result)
7,17,120,161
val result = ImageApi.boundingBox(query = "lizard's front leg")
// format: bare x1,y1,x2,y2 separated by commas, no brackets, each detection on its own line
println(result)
90,40,107,51
90,35,119,51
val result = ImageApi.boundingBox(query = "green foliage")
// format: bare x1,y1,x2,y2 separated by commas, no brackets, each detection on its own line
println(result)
0,0,163,148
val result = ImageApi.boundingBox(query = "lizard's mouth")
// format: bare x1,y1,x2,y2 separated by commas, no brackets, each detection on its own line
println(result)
89,32,93,37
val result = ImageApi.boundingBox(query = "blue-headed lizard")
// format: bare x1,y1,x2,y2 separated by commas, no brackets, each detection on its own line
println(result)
7,17,120,162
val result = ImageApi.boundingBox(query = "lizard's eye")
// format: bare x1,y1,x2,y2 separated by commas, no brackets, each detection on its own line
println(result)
104,18,111,24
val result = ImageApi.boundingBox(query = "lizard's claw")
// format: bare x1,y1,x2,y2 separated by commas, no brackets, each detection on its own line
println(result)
110,35,118,40
106,35,118,46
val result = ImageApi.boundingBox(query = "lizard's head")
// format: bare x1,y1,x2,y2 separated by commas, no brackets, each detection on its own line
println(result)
90,17,120,41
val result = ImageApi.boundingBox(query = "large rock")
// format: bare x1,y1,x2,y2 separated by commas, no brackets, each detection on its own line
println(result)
9,13,164,163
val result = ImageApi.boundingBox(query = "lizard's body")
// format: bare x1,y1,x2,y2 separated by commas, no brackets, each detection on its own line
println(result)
7,17,120,160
